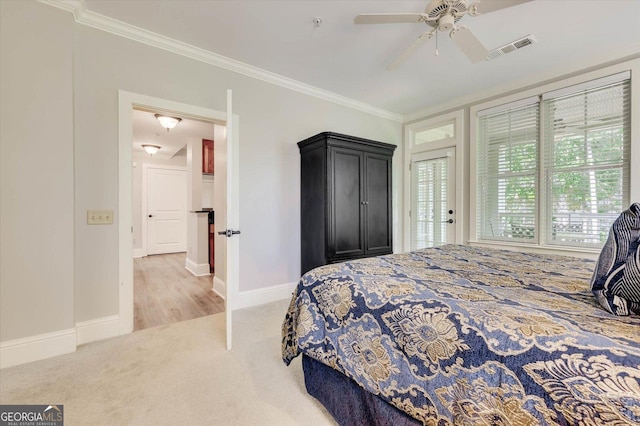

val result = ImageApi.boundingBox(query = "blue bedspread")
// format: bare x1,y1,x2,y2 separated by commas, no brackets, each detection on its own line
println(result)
282,245,640,425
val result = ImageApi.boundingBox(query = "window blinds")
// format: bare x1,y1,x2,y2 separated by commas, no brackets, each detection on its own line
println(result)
477,99,540,242
543,75,631,247
411,157,448,250
476,71,631,248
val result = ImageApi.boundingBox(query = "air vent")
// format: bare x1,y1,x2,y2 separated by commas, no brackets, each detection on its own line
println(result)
486,35,536,61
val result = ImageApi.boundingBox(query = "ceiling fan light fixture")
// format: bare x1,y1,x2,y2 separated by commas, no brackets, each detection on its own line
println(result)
154,114,182,131
438,14,455,32
142,144,161,155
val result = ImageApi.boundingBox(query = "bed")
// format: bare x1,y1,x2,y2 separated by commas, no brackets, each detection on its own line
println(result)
281,244,640,425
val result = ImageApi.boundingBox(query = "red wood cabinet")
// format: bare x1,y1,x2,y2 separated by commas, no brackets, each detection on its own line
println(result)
203,139,214,174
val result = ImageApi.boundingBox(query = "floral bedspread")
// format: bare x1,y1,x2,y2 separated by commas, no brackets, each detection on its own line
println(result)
282,245,640,425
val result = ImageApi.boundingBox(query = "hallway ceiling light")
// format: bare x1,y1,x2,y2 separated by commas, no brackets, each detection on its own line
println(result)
142,144,161,155
154,114,182,131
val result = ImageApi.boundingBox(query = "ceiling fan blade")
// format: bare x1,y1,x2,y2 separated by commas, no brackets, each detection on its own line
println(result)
387,32,433,70
451,26,489,63
473,0,533,15
354,13,429,24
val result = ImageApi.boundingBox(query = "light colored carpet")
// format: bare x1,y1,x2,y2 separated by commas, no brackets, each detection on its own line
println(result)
0,299,336,426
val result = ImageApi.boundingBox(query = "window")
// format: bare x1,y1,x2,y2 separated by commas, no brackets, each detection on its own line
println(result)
478,98,539,242
415,122,455,145
476,72,631,249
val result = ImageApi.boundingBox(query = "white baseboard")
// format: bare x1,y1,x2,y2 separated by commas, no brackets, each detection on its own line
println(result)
213,276,226,300
234,281,298,310
185,258,211,276
213,279,298,309
133,248,145,258
0,328,76,369
76,315,120,345
0,280,300,369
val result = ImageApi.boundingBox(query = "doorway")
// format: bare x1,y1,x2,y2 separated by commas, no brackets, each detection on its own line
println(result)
404,109,464,251
410,148,456,249
118,91,235,338
132,113,217,332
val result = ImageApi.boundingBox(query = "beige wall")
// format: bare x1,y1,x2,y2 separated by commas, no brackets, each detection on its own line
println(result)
1,1,403,343
0,1,75,341
72,21,403,323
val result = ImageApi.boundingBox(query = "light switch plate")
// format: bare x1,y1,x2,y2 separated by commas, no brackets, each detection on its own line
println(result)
87,210,114,225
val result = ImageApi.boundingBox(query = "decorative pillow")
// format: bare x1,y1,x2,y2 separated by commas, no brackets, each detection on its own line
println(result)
591,202,640,315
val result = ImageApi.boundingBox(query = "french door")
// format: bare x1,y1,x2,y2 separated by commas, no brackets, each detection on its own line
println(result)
410,147,456,250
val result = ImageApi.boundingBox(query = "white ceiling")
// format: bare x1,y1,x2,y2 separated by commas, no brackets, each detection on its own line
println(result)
132,109,214,159
86,0,640,117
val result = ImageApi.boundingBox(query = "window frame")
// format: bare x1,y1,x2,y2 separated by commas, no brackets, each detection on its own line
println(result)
470,60,639,255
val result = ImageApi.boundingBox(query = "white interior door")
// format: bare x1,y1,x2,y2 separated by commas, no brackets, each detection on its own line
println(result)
219,89,239,350
146,166,187,255
410,148,456,249
223,90,240,350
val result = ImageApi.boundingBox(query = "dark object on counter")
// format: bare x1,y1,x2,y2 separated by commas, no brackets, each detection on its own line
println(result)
208,210,215,273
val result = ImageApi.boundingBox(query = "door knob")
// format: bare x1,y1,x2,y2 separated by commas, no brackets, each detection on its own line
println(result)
448,210,454,215
218,229,241,238
148,214,154,218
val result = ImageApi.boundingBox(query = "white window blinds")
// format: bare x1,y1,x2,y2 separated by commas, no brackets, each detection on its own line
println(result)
411,156,449,250
542,74,631,248
477,99,539,242
475,71,631,249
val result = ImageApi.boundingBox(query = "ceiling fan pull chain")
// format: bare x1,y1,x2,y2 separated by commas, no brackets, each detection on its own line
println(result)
435,29,439,57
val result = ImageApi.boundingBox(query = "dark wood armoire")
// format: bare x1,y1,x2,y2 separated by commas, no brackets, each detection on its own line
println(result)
298,132,396,274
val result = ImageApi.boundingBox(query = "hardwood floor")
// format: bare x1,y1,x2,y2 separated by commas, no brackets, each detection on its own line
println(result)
134,252,224,331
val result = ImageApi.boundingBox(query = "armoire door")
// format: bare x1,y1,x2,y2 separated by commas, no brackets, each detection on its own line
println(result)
364,153,392,254
330,147,365,260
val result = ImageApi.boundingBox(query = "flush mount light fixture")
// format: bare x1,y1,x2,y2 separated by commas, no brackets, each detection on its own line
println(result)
154,114,182,131
142,144,161,156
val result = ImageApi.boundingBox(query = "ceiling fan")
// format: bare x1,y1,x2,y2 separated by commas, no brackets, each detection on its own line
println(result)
354,0,532,69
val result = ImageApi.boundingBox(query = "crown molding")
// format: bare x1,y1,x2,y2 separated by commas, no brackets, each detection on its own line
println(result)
38,0,403,123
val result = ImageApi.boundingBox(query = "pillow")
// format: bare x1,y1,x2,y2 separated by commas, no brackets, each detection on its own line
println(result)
591,202,640,315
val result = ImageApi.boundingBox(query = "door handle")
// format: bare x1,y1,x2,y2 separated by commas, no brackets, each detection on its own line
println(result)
218,229,241,238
